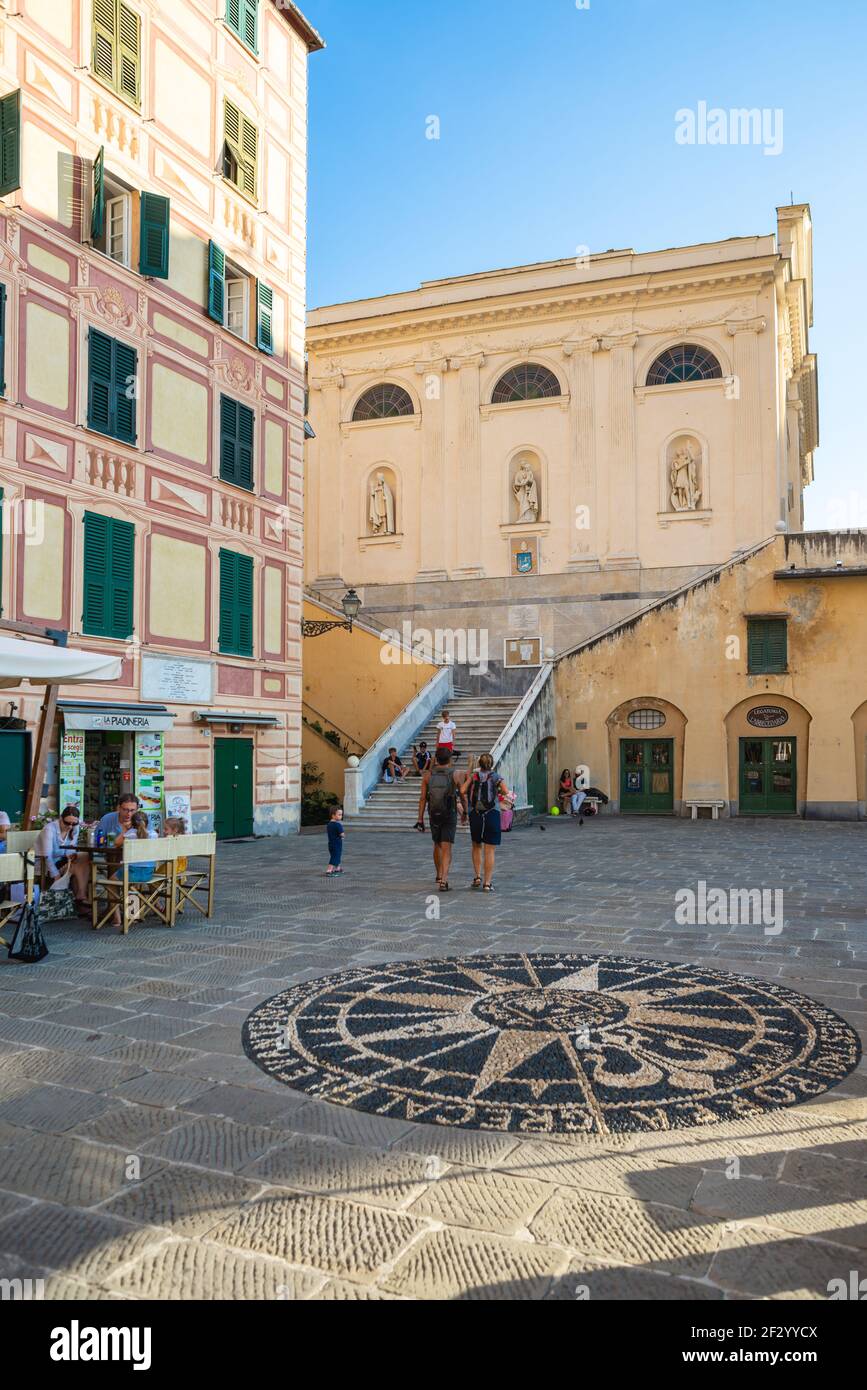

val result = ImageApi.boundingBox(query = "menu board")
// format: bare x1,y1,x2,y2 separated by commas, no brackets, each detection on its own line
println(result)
135,731,164,833
59,731,86,813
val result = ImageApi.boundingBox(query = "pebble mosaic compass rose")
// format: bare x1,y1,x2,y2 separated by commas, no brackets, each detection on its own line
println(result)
243,953,860,1135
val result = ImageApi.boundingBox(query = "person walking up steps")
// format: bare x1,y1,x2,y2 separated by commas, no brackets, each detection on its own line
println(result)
464,753,506,892
415,746,467,892
326,806,345,876
436,708,458,762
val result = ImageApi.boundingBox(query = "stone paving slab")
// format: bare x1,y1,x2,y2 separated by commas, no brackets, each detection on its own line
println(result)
0,818,865,1299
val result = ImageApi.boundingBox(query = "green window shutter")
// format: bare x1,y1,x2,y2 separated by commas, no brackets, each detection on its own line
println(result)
747,618,787,674
219,549,254,656
91,146,105,241
242,0,258,53
220,395,254,490
113,339,137,444
223,99,257,201
87,328,114,435
237,402,254,490
0,89,21,198
92,0,117,88
226,0,258,53
219,394,239,484
0,284,6,398
82,511,109,635
108,516,134,638
207,240,225,323
139,191,170,277
117,2,141,106
224,99,241,164
256,279,273,354
83,513,134,639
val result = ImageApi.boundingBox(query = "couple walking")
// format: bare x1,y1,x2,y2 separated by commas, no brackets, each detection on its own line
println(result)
414,749,505,893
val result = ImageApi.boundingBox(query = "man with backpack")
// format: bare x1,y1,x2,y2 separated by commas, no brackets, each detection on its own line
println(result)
463,753,506,893
414,746,467,892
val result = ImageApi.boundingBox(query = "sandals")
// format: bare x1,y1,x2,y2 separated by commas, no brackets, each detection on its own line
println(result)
483,882,495,893
440,881,450,892
471,876,482,889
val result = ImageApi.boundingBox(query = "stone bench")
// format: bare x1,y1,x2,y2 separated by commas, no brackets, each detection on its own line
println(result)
685,799,727,820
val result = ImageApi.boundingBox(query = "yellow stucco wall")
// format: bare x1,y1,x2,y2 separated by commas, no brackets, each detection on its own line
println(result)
302,724,350,801
554,534,867,817
25,303,69,411
150,364,209,466
264,567,282,655
302,598,439,750
22,504,64,620
264,418,284,495
149,533,207,642
167,225,208,306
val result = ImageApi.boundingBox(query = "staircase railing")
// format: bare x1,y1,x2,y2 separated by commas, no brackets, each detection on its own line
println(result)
490,662,555,814
344,664,454,813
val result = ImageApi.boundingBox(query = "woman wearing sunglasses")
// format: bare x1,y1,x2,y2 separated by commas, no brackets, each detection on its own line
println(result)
35,806,86,904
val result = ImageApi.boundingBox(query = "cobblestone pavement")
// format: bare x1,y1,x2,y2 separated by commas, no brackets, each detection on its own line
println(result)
0,816,865,1301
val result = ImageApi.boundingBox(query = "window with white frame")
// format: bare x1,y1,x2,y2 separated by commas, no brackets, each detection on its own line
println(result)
105,192,131,265
225,267,248,338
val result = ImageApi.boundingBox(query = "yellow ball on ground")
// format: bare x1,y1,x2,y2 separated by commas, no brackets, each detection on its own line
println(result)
550,806,560,816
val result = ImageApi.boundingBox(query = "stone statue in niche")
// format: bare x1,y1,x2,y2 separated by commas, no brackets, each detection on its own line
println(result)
512,458,540,524
368,471,396,535
669,440,702,512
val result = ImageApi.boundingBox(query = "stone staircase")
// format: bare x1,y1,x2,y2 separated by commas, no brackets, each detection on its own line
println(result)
345,691,523,831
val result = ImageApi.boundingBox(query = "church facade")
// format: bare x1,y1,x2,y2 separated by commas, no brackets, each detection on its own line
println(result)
306,205,817,687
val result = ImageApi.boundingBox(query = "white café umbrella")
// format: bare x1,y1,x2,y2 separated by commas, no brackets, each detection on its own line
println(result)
0,635,123,689
0,632,123,824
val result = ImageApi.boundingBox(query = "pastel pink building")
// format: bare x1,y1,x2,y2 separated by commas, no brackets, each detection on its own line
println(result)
0,0,322,836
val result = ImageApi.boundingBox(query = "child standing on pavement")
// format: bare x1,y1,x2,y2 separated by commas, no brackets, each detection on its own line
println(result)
326,806,345,876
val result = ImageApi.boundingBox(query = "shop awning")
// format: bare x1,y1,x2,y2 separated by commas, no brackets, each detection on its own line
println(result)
193,711,282,726
0,635,123,690
58,700,176,732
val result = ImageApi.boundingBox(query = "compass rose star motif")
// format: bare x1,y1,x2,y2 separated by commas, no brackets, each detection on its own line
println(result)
243,953,861,1136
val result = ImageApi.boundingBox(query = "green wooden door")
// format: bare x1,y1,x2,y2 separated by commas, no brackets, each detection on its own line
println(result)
739,737,796,815
214,738,254,839
0,732,30,823
620,738,674,813
526,741,548,814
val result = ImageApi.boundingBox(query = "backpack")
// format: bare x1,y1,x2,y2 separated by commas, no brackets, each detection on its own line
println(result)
471,771,498,814
427,767,457,822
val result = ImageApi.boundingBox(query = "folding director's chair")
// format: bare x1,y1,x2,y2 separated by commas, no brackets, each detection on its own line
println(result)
91,836,175,934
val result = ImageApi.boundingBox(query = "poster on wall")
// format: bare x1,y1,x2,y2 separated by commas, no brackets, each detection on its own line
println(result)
165,791,192,833
135,732,165,834
59,731,86,814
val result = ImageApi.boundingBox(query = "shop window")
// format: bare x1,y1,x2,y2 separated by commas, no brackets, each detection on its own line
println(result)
82,511,134,640
747,617,788,674
92,0,141,108
87,328,137,445
219,395,255,491
219,548,254,657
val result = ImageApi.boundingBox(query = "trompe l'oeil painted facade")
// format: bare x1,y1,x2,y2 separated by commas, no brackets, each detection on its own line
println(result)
306,205,817,689
0,0,323,835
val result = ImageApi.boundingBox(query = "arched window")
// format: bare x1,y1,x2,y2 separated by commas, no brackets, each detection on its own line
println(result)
352,383,415,421
491,363,562,404
645,344,723,386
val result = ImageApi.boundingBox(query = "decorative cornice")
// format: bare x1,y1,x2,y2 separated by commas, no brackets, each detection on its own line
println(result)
308,271,774,355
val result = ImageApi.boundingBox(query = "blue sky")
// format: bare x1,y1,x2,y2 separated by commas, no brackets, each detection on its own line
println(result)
303,0,867,529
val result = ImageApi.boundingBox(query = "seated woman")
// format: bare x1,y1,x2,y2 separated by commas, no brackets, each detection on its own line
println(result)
557,769,574,815
35,806,85,904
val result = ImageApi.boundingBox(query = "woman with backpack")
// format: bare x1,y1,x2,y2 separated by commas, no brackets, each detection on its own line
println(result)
463,753,506,893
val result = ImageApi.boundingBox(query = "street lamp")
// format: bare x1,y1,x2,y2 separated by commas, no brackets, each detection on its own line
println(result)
301,588,362,638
